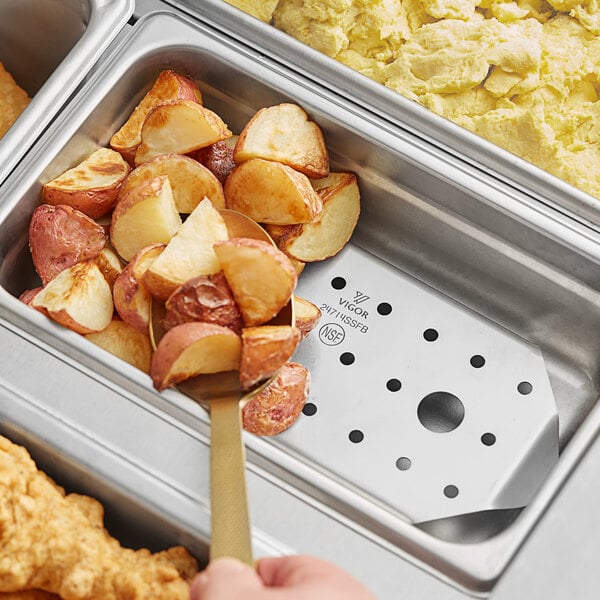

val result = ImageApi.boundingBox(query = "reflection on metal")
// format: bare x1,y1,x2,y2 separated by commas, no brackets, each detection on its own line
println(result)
289,245,558,523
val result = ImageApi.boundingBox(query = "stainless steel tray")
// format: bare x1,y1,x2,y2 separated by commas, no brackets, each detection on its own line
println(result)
0,0,134,186
165,0,600,232
2,9,600,595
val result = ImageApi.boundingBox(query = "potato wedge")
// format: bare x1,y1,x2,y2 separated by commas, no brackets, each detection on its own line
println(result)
143,197,229,301
85,318,153,374
120,153,225,213
94,246,123,289
31,260,113,334
113,244,164,334
41,148,131,219
234,103,329,178
135,100,232,165
110,175,182,262
272,172,360,262
293,295,322,339
240,325,300,390
151,322,242,391
224,158,322,224
188,137,237,184
214,237,297,326
164,271,242,333
110,70,202,164
242,361,310,436
29,204,107,285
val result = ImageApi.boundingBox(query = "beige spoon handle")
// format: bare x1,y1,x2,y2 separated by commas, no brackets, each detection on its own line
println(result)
209,395,253,566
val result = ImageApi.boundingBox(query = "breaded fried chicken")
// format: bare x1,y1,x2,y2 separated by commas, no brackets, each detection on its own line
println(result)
0,435,198,599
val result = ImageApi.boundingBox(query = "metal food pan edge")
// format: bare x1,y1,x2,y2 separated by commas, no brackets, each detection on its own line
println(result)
0,0,134,186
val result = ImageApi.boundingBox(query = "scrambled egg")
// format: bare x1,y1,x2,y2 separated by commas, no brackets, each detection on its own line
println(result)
240,0,600,200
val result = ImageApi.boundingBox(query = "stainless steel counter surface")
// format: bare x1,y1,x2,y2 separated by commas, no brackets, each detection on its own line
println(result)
1,321,597,600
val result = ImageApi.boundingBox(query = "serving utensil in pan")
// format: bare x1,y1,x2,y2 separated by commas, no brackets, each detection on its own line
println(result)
150,208,294,565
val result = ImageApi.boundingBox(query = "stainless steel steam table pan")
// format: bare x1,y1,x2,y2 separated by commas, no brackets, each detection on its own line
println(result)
2,9,600,596
166,0,600,231
0,0,134,186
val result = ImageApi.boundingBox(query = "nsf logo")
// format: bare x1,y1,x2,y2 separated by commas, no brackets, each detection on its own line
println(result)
318,322,345,346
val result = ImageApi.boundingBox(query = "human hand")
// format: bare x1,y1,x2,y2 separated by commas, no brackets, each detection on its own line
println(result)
190,554,377,600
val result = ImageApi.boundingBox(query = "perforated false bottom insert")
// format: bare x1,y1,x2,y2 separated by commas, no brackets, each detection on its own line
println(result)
283,245,559,523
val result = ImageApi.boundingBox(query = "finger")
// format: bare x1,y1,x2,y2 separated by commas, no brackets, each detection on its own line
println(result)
191,557,264,600
257,554,346,587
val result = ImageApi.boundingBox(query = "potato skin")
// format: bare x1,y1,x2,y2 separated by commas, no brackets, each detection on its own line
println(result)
293,295,322,339
29,204,107,285
113,244,164,334
188,140,236,184
18,286,43,306
239,325,300,390
242,361,309,436
164,272,243,333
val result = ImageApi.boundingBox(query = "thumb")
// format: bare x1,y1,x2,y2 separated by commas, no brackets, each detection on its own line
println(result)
190,557,264,600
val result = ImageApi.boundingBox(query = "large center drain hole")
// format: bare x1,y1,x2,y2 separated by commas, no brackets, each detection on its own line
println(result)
418,391,465,433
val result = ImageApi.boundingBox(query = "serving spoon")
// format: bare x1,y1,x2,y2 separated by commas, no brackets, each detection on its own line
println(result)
150,209,293,566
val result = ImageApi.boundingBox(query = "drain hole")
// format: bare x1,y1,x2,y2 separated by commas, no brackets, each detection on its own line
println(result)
386,378,402,392
470,355,486,368
423,328,439,342
303,402,317,416
481,432,496,446
340,352,355,365
395,457,412,471
331,276,346,290
377,302,392,316
518,381,533,395
418,392,465,433
444,485,459,498
349,430,364,443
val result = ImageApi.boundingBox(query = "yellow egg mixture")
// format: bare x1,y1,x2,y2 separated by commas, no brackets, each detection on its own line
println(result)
225,0,600,200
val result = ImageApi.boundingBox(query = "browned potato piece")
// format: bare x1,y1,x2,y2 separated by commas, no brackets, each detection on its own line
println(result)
224,158,322,225
41,148,131,219
242,361,310,436
234,103,329,178
213,237,298,326
293,295,322,339
29,204,107,285
113,244,165,334
110,175,182,262
164,271,243,333
143,198,229,301
119,153,225,213
188,138,237,184
270,172,360,262
110,70,202,164
135,100,232,165
240,325,300,390
85,318,153,374
94,246,123,289
150,322,242,391
31,260,114,334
